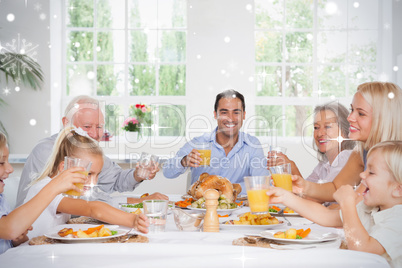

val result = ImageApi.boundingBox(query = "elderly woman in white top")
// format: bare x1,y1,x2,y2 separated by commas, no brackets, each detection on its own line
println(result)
267,102,355,198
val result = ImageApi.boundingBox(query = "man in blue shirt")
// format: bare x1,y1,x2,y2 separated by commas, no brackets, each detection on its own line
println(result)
163,89,269,194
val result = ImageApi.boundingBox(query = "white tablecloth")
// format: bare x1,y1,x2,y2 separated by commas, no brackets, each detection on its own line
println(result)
0,195,390,268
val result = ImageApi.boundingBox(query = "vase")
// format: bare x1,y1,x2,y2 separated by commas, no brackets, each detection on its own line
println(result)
125,131,140,142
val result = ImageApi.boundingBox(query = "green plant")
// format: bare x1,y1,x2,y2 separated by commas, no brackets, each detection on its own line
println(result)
122,117,140,132
0,52,44,134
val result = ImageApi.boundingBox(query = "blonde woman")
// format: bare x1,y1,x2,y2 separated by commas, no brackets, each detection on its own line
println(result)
292,82,402,202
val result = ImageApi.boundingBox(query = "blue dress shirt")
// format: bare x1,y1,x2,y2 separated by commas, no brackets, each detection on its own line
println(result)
163,128,269,194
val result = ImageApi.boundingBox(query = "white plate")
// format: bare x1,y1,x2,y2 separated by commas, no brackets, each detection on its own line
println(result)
220,221,287,230
187,206,241,215
259,229,339,244
44,224,130,243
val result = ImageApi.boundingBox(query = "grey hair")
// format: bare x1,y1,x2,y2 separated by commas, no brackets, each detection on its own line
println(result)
64,95,104,122
313,101,356,162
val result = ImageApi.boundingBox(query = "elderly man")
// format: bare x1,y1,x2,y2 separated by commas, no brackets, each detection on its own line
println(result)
163,89,269,194
16,95,167,207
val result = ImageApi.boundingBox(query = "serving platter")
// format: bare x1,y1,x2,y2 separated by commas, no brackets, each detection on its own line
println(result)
220,221,286,230
44,224,130,243
186,206,241,216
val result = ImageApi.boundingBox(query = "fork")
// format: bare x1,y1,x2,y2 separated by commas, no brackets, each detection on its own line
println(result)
277,209,292,226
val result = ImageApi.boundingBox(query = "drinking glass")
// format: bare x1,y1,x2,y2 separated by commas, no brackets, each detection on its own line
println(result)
194,142,211,166
137,152,159,180
143,200,168,233
244,176,271,215
63,156,92,198
269,163,292,191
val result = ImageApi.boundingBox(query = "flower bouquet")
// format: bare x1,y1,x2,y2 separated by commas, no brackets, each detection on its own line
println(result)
130,104,152,136
122,117,140,142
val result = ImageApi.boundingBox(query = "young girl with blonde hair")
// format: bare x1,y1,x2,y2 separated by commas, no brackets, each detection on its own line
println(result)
268,140,402,267
0,132,87,254
24,128,148,238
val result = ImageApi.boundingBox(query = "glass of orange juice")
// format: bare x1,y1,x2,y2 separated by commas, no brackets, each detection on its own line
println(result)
244,176,271,214
62,156,92,198
194,142,211,166
269,163,292,192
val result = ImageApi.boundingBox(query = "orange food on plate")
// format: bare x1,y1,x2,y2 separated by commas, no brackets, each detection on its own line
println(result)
175,198,194,208
140,193,149,198
58,228,73,237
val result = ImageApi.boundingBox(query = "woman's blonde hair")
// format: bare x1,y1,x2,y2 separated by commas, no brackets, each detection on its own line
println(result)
368,140,402,184
356,82,402,155
0,132,7,159
33,127,103,183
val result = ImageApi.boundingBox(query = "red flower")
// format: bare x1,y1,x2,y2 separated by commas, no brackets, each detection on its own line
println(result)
135,104,141,108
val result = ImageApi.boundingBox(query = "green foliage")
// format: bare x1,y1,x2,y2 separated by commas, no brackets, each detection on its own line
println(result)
159,105,185,136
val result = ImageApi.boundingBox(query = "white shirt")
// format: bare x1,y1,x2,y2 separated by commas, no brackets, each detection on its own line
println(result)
24,178,70,239
0,194,13,254
306,150,353,183
353,202,402,268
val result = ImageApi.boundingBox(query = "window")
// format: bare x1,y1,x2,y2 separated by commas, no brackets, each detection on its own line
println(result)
254,0,381,138
63,0,187,138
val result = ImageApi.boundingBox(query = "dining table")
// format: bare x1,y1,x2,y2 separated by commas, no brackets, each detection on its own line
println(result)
0,194,390,268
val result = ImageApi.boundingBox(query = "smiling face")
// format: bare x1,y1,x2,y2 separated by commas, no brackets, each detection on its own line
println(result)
214,97,245,142
359,150,399,210
347,92,373,142
64,107,105,142
314,110,343,157
0,146,14,194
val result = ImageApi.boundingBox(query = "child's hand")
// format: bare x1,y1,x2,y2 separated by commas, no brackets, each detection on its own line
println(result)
11,226,33,247
333,185,358,207
48,167,87,194
266,186,294,205
133,213,149,234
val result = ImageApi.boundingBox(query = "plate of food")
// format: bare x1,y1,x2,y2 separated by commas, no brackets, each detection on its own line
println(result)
187,206,242,216
44,224,131,243
220,212,286,230
260,228,339,244
269,204,299,216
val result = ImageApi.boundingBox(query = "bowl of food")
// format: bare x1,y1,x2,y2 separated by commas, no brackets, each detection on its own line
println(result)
172,208,205,232
119,203,143,214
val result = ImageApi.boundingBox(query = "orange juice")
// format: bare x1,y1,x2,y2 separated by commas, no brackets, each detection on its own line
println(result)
272,174,292,191
197,149,211,166
63,171,88,197
247,189,270,213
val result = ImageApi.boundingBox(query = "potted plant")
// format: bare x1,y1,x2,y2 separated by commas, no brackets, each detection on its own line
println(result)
122,117,141,142
130,104,152,137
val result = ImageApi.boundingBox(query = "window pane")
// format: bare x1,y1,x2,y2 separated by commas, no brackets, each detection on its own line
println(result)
318,65,346,97
97,64,124,96
348,0,378,29
256,66,281,97
285,32,313,63
157,0,187,28
318,0,347,29
158,105,186,136
129,30,158,62
348,65,377,94
255,0,283,29
285,66,313,97
348,30,377,63
317,31,347,63
159,31,186,62
105,103,123,136
66,64,94,96
129,65,156,96
97,31,125,62
128,0,158,29
66,0,94,27
285,105,313,137
97,0,125,29
286,0,313,29
255,31,283,62
255,105,283,136
67,31,94,62
159,65,186,96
